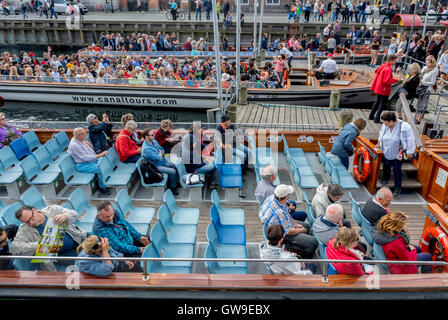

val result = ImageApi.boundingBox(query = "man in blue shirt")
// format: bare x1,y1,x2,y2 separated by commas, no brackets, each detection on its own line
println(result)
142,128,179,195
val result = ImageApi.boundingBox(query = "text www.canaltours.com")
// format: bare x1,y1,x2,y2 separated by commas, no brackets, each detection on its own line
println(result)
72,96,178,105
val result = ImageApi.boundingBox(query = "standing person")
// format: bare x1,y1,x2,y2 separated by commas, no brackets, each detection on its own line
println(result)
331,118,367,170
394,63,421,121
415,55,438,124
223,0,229,20
204,0,211,20
377,111,416,197
49,0,57,19
304,0,312,22
19,0,28,19
273,54,286,88
369,54,399,123
368,30,381,67
195,0,202,21
313,0,319,21
279,43,293,70
169,0,178,21
319,1,325,21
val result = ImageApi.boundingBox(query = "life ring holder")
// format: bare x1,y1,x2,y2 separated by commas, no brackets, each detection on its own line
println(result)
420,226,448,273
353,146,371,182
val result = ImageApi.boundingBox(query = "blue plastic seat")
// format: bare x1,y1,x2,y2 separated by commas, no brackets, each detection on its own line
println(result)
294,167,319,189
20,186,46,210
163,189,200,225
329,161,359,189
140,244,191,274
68,188,97,223
373,242,390,273
349,191,363,227
360,211,374,247
58,156,95,186
303,191,316,225
157,203,197,244
150,222,194,268
211,190,245,225
33,145,60,173
210,205,246,245
204,244,248,274
54,131,70,152
98,157,132,187
115,188,155,224
263,220,268,240
173,157,205,189
0,146,22,172
313,230,327,259
10,137,32,161
20,155,60,185
74,220,93,233
44,138,67,162
106,147,136,174
325,246,339,275
206,223,247,268
22,131,43,152
136,157,168,188
282,134,305,160
1,202,23,226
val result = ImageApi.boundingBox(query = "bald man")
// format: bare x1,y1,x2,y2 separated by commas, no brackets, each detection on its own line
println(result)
67,127,111,195
312,203,344,245
361,187,393,226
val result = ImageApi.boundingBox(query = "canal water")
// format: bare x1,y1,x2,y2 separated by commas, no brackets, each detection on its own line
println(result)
1,101,208,122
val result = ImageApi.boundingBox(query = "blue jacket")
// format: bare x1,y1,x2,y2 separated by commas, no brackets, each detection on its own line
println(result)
142,139,166,167
92,210,143,256
331,123,358,158
88,122,112,154
75,247,123,277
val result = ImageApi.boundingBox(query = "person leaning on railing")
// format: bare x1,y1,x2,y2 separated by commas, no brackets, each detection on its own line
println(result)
0,112,22,149
394,62,421,122
415,55,438,125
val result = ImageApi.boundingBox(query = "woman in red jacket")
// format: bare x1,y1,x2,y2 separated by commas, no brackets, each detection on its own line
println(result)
368,54,399,123
114,120,142,163
326,227,367,276
377,211,432,274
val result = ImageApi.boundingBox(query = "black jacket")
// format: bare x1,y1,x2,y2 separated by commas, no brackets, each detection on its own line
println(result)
0,224,18,270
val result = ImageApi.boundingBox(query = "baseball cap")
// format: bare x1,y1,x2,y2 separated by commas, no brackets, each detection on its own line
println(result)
135,66,142,70
274,184,294,198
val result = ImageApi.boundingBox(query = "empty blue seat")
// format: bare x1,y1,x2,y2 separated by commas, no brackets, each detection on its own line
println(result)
54,131,70,152
33,146,60,173
206,223,247,268
0,151,23,185
74,220,93,233
140,244,191,274
302,191,316,225
136,157,168,188
329,161,359,190
163,189,200,225
294,167,319,189
44,138,67,162
22,131,43,152
215,148,243,188
157,203,196,244
98,157,132,187
204,244,248,274
20,155,60,185
282,134,305,160
58,156,95,186
20,186,46,210
115,188,155,224
68,188,97,223
373,242,390,273
106,147,136,174
211,190,245,225
1,202,23,226
349,191,363,227
150,222,194,268
210,205,246,245
10,137,32,161
0,146,22,172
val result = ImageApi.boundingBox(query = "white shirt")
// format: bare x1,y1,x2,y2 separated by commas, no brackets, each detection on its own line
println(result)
280,47,293,59
318,58,338,73
379,120,416,160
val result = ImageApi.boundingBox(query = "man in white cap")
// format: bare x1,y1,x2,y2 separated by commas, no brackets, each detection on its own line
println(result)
259,184,317,259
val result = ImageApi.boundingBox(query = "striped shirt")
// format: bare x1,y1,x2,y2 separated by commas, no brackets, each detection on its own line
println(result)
259,194,294,235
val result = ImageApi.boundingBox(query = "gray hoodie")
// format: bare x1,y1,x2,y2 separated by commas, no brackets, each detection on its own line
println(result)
259,240,313,275
312,215,339,246
371,227,398,245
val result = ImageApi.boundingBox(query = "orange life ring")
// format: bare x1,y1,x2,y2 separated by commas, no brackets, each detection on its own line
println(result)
353,147,371,182
419,226,448,273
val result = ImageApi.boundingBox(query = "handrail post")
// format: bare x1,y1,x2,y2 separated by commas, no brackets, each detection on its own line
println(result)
142,261,150,281
321,261,328,283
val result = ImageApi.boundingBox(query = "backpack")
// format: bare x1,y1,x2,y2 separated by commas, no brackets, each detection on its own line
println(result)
197,0,202,8
140,158,164,184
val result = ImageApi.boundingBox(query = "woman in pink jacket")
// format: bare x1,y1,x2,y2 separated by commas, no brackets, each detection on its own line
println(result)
273,54,286,87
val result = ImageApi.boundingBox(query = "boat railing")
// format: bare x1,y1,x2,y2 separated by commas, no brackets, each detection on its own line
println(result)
1,255,446,284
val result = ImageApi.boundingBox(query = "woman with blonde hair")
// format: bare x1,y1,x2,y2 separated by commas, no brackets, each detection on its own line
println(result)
415,55,438,124
374,211,432,274
326,227,368,275
330,118,367,170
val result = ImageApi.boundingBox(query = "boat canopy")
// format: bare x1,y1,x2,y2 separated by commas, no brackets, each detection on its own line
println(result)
390,14,423,27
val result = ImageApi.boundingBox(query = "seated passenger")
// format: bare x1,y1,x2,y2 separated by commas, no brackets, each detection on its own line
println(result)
154,119,181,154
312,203,344,246
11,204,88,271
93,201,150,257
142,128,179,195
315,53,338,79
259,224,315,275
0,224,18,270
326,227,369,275
75,235,141,277
121,113,142,145
255,165,306,221
375,211,432,274
86,113,113,154
115,120,142,163
362,187,392,226
0,112,22,149
259,184,317,259
312,183,350,227
68,127,111,196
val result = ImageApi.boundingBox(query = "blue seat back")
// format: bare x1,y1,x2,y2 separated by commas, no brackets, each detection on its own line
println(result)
55,131,70,151
33,145,53,170
20,155,41,182
163,189,178,214
106,147,120,167
349,192,363,227
211,189,223,212
140,244,158,273
373,242,390,273
1,202,23,226
69,188,91,214
360,213,374,246
317,141,327,164
263,221,268,240
313,231,327,259
325,246,339,275
115,188,133,216
209,204,222,229
157,203,174,232
204,244,222,274
44,139,62,160
98,157,113,183
0,146,20,170
22,131,42,152
206,222,220,248
20,186,46,210
173,157,188,179
58,156,76,182
10,137,32,161
150,222,168,255
303,191,315,225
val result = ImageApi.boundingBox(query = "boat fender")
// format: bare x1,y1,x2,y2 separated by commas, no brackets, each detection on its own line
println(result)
353,147,371,182
419,226,448,273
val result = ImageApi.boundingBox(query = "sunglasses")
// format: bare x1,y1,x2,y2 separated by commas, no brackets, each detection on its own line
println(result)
91,237,103,251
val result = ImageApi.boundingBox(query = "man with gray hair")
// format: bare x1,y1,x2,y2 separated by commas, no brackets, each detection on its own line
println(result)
87,113,112,154
312,183,351,227
115,120,142,163
255,166,307,221
312,203,344,245
362,187,393,226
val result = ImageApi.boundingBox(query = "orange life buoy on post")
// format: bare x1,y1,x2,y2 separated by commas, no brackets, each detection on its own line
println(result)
419,226,448,273
353,147,371,182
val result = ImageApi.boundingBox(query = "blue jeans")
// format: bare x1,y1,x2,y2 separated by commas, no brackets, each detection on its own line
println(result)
76,160,107,189
288,200,307,221
196,8,201,20
196,160,217,182
206,9,211,19
157,159,178,188
50,7,57,18
338,156,350,170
